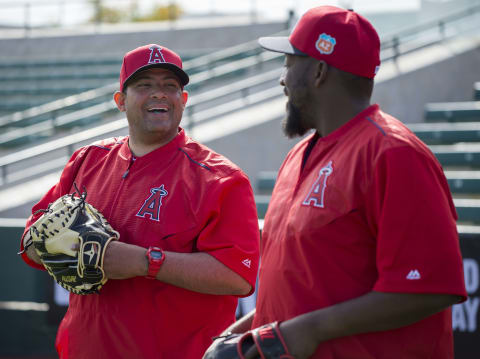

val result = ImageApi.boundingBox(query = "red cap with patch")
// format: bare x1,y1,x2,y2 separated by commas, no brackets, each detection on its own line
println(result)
259,6,380,78
119,44,189,91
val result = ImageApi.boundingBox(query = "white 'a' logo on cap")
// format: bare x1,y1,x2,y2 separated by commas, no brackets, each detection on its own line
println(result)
148,45,166,64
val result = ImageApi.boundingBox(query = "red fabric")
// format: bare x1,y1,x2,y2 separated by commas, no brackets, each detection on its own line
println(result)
119,44,189,90
253,105,467,358
21,129,259,359
289,6,380,78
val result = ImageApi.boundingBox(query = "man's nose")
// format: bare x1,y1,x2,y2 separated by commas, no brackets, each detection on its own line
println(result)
279,69,286,86
151,85,168,98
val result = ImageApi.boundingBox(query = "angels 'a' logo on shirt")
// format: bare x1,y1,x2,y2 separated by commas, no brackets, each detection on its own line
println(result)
136,185,168,221
302,161,333,208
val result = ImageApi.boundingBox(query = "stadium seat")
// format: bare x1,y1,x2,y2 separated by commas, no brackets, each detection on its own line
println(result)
424,101,480,122
474,82,480,101
408,122,480,144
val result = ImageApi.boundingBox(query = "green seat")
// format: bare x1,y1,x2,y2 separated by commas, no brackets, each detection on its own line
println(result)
257,171,277,193
474,82,480,101
454,199,480,224
409,122,480,144
431,144,480,168
425,101,480,122
255,195,271,219
446,171,480,194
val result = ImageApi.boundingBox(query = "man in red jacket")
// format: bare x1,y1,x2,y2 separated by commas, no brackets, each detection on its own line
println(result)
218,6,467,359
20,44,260,358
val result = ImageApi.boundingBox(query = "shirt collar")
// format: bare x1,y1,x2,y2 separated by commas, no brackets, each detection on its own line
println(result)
119,127,187,161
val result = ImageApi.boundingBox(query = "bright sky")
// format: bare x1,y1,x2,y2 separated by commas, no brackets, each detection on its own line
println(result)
0,0,421,27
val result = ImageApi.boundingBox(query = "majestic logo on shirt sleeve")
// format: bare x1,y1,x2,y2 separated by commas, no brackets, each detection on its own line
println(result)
302,161,333,208
136,185,168,221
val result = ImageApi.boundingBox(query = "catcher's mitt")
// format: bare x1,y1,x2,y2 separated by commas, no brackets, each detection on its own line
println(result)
203,322,294,359
23,185,119,295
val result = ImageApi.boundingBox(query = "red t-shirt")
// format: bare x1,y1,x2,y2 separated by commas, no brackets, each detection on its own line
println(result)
252,105,467,358
20,129,260,359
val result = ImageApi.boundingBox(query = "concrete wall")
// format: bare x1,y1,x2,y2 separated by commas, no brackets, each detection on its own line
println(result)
372,42,480,123
0,19,287,60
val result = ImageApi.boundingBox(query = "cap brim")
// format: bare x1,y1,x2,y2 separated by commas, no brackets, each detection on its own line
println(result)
258,37,307,56
124,63,189,89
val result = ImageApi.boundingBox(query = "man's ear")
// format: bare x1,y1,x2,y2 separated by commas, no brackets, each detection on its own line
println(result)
314,60,328,88
113,91,126,112
182,91,188,106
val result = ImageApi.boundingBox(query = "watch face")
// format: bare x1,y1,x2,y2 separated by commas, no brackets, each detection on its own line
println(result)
150,251,163,260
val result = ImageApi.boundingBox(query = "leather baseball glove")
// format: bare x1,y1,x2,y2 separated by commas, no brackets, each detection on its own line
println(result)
23,185,119,295
203,322,294,359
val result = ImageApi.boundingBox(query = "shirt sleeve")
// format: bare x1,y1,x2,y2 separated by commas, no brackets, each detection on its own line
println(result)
19,146,89,269
367,146,467,301
196,170,260,296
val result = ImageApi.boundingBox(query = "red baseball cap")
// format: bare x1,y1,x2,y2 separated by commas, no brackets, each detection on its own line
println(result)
259,6,380,78
119,44,189,91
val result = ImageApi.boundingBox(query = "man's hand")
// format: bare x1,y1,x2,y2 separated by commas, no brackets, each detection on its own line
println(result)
243,319,318,359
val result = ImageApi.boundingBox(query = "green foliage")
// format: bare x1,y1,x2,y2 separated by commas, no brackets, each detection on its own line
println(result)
89,1,182,24
135,3,183,22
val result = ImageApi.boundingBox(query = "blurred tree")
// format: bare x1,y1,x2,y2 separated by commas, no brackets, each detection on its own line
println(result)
134,2,183,22
88,1,182,24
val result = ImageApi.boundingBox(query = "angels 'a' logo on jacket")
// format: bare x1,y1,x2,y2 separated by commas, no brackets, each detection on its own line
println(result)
302,161,333,208
136,185,168,221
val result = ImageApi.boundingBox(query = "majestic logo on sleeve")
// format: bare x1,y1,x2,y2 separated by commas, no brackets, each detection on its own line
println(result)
148,45,166,64
137,185,168,221
302,161,333,208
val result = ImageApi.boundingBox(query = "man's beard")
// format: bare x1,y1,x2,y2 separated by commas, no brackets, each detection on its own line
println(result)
282,101,310,139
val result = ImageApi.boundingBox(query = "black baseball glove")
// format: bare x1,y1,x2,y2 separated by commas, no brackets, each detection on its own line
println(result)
22,185,119,295
203,322,294,359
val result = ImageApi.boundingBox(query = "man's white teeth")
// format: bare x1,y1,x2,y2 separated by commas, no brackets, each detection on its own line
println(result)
148,108,168,113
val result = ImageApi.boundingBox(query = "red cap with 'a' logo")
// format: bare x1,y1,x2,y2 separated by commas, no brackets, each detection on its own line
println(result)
258,6,380,78
119,44,189,91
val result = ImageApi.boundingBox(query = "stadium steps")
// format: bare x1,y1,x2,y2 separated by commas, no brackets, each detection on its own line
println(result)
408,122,480,144
474,82,480,101
0,51,256,117
0,48,283,149
430,143,480,168
254,82,480,226
424,101,480,122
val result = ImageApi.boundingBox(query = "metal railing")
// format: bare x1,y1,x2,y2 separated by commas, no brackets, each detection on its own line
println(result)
0,68,283,186
380,2,480,61
1,3,480,187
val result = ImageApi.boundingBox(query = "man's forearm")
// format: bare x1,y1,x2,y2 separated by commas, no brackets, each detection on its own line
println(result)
156,251,251,295
277,291,462,358
309,291,461,341
103,241,251,296
223,308,256,335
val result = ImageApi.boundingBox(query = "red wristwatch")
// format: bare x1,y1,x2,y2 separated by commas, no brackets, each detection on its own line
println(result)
146,246,165,279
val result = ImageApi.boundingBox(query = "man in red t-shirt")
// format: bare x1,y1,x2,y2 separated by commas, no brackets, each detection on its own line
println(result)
214,6,467,359
19,44,260,358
